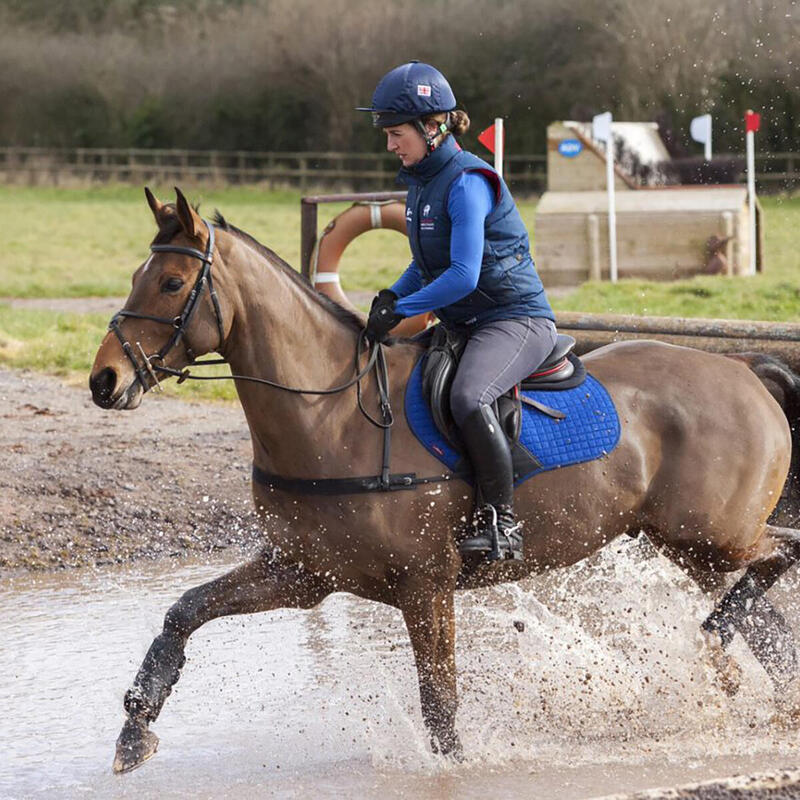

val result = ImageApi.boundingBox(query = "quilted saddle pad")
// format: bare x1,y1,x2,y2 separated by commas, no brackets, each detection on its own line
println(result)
404,356,621,486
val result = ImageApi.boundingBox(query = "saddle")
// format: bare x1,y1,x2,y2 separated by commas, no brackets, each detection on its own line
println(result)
420,324,587,477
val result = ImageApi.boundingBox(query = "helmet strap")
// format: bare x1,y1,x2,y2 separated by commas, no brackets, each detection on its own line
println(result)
416,112,452,152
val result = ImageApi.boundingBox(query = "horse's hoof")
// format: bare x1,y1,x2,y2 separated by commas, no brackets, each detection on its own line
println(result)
112,717,159,774
432,731,464,762
702,630,742,696
446,740,465,763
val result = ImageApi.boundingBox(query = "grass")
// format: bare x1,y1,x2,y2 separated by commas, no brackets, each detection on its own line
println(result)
0,304,238,401
1,184,307,298
0,185,797,397
0,183,535,300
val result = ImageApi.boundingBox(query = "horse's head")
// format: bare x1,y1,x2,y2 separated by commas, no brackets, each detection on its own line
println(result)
90,187,228,409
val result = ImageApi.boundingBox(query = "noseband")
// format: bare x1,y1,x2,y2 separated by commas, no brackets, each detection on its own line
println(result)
108,219,225,392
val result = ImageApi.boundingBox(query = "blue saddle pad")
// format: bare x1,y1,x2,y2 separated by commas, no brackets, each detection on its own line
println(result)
405,357,621,486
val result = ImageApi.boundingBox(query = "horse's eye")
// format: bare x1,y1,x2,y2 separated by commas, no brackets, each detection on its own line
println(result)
162,277,184,293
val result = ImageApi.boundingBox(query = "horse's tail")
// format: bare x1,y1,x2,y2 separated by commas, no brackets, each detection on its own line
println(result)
729,352,800,525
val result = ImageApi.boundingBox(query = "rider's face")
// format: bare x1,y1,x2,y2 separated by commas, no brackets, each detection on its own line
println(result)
384,123,428,167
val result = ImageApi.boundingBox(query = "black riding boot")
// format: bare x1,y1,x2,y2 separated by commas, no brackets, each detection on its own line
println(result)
457,405,523,561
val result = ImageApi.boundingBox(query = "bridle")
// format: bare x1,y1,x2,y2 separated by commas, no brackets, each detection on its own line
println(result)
109,219,224,393
106,216,455,495
107,218,391,427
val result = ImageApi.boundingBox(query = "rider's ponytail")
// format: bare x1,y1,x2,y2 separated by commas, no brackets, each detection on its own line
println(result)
448,110,470,136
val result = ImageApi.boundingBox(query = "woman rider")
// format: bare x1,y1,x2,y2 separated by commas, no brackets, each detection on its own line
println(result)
358,61,556,562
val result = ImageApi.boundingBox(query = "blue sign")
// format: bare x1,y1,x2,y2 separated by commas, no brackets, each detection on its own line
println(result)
558,138,583,158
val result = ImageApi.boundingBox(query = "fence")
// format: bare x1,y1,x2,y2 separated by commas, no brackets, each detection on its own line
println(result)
0,147,538,193
0,146,797,193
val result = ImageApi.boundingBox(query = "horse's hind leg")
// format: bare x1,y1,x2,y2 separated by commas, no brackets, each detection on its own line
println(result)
650,533,797,697
113,552,329,774
701,526,800,698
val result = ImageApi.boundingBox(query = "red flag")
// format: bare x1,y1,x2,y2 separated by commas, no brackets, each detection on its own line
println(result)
478,123,504,153
745,110,761,133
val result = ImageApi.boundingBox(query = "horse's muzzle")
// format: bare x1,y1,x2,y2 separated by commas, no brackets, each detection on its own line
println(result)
90,367,143,410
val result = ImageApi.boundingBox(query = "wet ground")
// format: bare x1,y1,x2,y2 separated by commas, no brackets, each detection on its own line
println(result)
0,368,260,571
3,368,800,798
4,544,800,799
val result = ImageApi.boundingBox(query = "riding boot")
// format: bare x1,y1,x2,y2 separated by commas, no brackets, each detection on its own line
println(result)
457,405,523,561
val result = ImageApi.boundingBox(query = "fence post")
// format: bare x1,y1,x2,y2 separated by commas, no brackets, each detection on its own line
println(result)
300,198,318,278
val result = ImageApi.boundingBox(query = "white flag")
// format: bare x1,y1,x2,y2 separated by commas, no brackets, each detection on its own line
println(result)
592,111,612,143
690,114,712,145
690,114,712,159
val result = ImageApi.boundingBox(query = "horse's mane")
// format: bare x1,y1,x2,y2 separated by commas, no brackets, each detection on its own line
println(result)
212,211,366,335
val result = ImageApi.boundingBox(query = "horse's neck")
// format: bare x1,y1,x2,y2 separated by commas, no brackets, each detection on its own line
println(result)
219,235,373,475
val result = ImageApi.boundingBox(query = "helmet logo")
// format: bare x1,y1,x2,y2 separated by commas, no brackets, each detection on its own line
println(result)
416,84,432,97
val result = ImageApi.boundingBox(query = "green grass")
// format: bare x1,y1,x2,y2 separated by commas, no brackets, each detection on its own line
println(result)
0,185,797,394
1,184,307,297
0,304,238,401
0,184,536,300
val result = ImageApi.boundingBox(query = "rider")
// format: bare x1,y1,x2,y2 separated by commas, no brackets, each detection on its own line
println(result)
358,61,556,562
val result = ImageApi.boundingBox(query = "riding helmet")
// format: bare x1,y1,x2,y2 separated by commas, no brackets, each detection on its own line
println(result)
356,61,457,128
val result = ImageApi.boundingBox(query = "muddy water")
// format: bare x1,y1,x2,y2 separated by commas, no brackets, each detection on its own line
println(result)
3,539,800,799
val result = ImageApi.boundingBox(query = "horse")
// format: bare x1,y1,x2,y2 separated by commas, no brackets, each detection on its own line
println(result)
90,188,800,773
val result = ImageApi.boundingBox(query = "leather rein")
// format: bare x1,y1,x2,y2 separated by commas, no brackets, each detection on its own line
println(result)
108,219,454,495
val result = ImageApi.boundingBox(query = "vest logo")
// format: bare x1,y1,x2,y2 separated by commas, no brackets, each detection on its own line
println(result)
406,207,413,221
420,202,435,231
417,84,431,97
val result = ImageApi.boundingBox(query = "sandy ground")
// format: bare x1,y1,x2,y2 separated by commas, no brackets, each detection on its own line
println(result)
0,367,262,571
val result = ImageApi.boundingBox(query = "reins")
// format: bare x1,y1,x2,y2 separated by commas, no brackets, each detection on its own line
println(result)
109,218,392,429
108,217,454,493
108,217,458,493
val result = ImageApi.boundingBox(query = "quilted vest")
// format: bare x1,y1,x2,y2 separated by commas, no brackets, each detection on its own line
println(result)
397,136,554,327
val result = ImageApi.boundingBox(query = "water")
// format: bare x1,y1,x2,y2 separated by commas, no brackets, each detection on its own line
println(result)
3,539,799,799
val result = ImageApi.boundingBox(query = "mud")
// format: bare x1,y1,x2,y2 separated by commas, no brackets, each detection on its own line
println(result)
0,368,262,572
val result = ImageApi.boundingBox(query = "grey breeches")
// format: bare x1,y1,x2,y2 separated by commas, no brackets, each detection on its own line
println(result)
449,316,558,427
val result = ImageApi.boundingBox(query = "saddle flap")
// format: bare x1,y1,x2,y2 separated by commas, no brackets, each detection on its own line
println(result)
421,325,468,449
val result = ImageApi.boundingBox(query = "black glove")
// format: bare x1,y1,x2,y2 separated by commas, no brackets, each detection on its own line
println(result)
366,289,402,343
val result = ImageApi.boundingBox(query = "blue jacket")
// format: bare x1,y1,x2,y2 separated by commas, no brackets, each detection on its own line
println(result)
396,136,553,328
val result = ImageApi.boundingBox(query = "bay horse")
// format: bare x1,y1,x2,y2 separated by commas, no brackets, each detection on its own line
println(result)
90,188,800,773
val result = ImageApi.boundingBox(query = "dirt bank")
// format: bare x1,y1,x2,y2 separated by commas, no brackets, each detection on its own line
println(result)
0,368,262,572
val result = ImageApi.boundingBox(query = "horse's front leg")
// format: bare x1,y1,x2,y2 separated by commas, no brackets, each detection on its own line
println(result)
399,581,462,759
113,552,329,773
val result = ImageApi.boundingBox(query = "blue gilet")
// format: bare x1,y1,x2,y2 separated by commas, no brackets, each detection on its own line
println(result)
397,135,554,328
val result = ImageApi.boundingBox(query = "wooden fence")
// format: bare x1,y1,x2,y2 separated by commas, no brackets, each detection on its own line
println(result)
0,146,797,193
0,147,545,191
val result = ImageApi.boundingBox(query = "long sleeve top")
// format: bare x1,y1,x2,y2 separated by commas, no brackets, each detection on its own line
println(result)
390,171,494,317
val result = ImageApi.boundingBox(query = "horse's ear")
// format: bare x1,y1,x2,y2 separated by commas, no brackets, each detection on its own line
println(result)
144,186,171,229
174,186,202,240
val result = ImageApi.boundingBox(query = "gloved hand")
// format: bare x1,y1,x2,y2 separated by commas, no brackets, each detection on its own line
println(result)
366,289,402,343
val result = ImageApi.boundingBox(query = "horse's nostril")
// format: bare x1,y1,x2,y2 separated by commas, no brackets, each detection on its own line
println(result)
90,367,117,406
